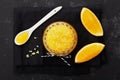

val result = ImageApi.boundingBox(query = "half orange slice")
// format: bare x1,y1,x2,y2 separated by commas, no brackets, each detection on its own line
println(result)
75,42,105,63
81,7,104,36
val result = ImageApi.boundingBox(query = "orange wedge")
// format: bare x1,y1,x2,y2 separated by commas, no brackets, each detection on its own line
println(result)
75,42,105,63
81,7,104,36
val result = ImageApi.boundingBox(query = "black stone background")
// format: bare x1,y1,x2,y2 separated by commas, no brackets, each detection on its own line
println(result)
0,0,120,80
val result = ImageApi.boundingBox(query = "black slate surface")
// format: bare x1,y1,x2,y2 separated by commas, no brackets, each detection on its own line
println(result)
0,0,120,80
13,6,106,74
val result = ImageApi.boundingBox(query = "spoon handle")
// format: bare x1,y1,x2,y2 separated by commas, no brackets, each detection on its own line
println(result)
30,6,62,31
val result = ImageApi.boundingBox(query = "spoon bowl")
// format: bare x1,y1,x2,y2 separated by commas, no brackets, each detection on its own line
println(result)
14,29,31,45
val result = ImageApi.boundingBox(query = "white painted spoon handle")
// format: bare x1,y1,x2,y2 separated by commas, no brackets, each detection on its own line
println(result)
30,6,62,31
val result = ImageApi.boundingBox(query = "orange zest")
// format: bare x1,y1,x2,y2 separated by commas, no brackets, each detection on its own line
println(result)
43,21,78,56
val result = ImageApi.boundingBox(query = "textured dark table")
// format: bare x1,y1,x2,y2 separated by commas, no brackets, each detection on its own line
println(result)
0,0,120,80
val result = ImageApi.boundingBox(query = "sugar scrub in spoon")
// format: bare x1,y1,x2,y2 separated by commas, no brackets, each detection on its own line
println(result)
14,6,62,45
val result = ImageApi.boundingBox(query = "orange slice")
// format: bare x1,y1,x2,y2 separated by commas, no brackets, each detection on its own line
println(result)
81,7,104,36
75,42,105,63
43,21,78,56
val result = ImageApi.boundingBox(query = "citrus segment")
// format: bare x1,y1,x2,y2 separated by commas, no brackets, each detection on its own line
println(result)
75,42,105,63
81,7,103,36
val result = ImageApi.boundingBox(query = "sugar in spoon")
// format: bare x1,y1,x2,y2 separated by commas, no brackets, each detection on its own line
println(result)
14,6,62,45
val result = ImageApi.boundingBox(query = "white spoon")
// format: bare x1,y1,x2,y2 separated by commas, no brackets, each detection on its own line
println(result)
14,6,62,45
